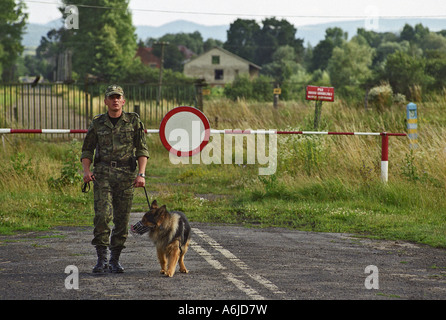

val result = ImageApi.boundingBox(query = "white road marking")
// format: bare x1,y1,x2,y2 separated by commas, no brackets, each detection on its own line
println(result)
189,239,264,300
222,272,265,300
189,240,225,270
191,227,285,295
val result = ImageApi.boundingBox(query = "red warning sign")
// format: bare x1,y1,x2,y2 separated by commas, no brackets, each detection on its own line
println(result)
306,86,335,102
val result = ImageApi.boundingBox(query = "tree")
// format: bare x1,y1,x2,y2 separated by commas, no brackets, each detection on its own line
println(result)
357,28,382,48
91,24,129,80
224,19,260,63
383,51,433,99
413,24,430,44
262,45,300,82
151,32,206,72
157,32,204,55
425,50,446,90
54,0,138,81
327,36,374,94
203,38,223,52
151,42,184,72
224,18,303,66
374,40,409,65
419,32,446,52
255,18,303,66
25,29,65,80
400,24,415,42
309,39,334,72
0,0,27,81
399,23,432,54
309,27,347,72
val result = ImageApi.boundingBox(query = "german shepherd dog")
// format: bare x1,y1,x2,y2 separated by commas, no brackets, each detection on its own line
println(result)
134,200,191,277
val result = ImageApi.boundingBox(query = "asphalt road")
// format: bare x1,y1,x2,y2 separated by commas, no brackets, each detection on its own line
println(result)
1,212,445,304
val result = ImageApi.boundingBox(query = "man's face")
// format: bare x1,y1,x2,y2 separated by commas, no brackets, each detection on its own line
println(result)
104,94,125,113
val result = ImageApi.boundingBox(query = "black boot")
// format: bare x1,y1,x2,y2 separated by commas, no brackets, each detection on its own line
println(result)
92,246,108,273
109,247,124,273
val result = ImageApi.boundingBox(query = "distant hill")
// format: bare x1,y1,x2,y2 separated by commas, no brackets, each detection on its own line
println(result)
22,18,446,50
135,20,228,42
296,18,446,46
22,19,63,49
22,19,228,49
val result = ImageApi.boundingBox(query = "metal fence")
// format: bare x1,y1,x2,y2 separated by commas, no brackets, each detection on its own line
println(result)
0,82,197,138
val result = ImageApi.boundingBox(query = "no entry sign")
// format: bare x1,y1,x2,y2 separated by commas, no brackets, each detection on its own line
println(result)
306,86,335,102
159,106,211,157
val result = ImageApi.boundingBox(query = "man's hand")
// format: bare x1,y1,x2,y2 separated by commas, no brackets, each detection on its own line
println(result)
133,175,145,188
83,170,95,183
81,158,95,183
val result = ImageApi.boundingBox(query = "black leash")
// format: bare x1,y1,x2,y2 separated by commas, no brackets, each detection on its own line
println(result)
143,185,150,208
81,175,95,193
81,181,91,193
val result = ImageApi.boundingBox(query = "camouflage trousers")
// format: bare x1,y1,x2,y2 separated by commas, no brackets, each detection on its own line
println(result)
91,164,136,249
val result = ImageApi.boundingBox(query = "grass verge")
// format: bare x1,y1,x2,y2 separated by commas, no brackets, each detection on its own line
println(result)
0,99,445,248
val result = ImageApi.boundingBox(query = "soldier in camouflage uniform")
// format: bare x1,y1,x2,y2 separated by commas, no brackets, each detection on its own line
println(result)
81,85,149,273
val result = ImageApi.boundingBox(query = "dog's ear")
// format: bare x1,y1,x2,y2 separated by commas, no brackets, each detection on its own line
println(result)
154,205,168,226
150,200,158,209
156,205,168,217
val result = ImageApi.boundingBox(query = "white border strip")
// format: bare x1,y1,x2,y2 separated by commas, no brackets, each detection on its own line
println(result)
42,129,71,134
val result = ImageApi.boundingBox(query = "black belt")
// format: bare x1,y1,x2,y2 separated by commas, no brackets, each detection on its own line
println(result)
97,160,131,168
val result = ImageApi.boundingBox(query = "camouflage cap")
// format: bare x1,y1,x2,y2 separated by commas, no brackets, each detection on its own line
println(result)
105,84,124,97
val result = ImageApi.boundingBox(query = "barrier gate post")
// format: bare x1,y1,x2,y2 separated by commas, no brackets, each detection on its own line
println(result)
381,133,389,183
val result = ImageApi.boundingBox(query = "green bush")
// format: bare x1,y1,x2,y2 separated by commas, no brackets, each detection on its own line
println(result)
47,141,83,190
224,74,275,102
223,75,253,101
252,75,274,101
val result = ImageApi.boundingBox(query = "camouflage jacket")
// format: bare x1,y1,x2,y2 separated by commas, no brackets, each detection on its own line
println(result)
80,112,149,165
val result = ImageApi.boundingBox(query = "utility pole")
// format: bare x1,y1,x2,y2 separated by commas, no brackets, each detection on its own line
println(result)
154,41,169,107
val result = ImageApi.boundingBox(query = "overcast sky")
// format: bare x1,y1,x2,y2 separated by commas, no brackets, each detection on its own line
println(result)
24,0,446,26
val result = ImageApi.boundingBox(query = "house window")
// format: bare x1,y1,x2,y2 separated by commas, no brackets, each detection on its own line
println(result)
214,69,224,80
212,55,220,64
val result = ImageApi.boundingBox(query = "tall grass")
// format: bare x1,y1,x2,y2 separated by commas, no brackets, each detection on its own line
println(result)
0,97,445,247
0,138,92,233
204,98,445,187
186,98,445,247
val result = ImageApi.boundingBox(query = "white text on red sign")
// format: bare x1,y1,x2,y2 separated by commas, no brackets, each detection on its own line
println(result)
306,86,335,102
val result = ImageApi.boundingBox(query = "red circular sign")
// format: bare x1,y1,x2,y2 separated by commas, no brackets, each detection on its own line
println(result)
159,106,211,157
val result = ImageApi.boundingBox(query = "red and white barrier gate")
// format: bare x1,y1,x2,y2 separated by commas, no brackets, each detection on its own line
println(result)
213,130,406,182
0,128,406,182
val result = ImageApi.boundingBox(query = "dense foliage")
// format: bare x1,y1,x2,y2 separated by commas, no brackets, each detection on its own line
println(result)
2,1,445,104
0,0,27,81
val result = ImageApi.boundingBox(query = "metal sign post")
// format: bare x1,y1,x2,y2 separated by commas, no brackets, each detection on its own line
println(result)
306,86,335,130
406,103,418,149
